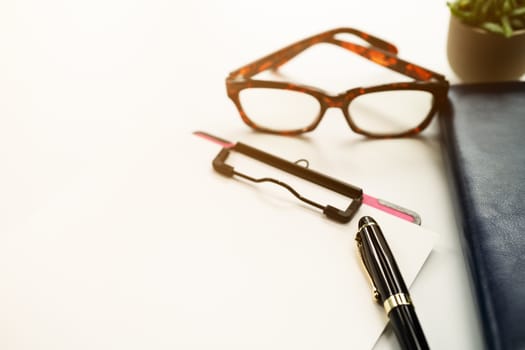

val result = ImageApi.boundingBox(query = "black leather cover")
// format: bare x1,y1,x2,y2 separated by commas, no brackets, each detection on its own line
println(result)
439,82,525,350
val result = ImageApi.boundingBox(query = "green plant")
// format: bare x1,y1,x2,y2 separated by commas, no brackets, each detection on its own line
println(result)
448,0,525,37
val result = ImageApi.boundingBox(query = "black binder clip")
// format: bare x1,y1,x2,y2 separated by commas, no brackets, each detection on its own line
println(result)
212,142,363,223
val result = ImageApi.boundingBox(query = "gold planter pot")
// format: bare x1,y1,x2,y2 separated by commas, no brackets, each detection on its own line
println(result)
447,15,525,82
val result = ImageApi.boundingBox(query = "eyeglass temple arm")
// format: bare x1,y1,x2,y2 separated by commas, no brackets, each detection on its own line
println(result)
228,28,447,83
228,27,397,79
328,38,447,82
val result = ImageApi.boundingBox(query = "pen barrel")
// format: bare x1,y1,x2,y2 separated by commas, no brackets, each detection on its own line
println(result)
358,217,408,299
389,304,429,350
357,216,429,349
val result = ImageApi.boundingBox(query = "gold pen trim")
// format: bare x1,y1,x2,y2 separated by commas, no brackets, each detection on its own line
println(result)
358,221,378,234
383,293,412,315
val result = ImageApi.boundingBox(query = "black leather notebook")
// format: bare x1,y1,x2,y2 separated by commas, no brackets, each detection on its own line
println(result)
439,82,525,350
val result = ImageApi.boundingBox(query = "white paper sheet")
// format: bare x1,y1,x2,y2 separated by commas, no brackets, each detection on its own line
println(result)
2,131,435,349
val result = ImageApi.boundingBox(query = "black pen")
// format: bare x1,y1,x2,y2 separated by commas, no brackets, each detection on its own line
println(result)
355,216,429,350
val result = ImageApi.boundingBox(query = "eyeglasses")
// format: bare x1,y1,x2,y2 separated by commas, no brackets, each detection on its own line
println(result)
226,27,449,138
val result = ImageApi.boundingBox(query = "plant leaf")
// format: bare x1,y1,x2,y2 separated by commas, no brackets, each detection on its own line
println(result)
481,21,505,34
511,6,525,15
503,0,512,14
449,3,476,21
501,15,514,36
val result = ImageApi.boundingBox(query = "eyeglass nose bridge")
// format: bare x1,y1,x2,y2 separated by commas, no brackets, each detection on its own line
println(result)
316,93,364,135
320,94,347,109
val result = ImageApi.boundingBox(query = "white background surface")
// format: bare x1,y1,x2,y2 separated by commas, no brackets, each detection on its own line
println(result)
0,0,499,349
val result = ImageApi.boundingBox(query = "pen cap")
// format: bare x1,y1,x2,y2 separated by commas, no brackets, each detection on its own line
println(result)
357,216,409,301
359,215,377,228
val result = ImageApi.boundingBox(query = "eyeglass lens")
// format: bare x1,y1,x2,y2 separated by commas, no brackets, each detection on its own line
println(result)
348,90,434,134
239,88,321,131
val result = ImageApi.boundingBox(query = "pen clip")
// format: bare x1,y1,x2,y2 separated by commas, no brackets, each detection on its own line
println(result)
355,233,381,304
212,143,363,223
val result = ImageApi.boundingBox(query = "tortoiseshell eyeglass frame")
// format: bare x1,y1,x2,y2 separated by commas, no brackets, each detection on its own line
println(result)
226,27,450,138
